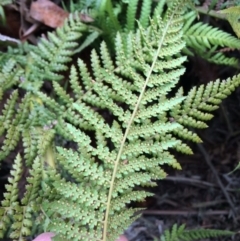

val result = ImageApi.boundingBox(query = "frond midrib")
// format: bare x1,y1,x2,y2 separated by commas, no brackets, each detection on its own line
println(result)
102,4,182,240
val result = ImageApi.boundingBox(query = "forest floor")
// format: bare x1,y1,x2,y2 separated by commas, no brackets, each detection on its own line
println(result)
123,56,240,240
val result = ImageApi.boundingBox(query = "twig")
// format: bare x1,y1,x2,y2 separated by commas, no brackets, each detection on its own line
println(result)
196,7,226,20
197,143,236,219
221,104,233,134
165,175,236,192
165,176,216,188
142,210,229,216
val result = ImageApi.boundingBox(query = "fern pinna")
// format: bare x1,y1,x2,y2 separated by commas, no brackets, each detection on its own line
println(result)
0,0,240,241
160,224,233,241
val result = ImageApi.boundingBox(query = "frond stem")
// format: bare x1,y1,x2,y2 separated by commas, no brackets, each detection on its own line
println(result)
102,8,177,241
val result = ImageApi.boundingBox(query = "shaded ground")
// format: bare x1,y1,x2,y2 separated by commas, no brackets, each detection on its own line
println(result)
123,59,240,240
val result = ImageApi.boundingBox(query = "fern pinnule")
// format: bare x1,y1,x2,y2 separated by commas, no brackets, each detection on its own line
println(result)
139,0,152,28
69,65,84,98
22,128,38,166
52,81,73,105
126,0,139,31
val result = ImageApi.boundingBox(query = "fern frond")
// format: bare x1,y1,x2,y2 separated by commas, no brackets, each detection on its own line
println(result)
0,154,22,238
205,51,239,66
179,227,234,241
170,75,240,146
0,14,88,165
183,11,240,67
39,1,191,240
0,42,34,68
1,0,240,240
20,14,88,91
0,59,24,91
160,224,234,241
10,157,43,240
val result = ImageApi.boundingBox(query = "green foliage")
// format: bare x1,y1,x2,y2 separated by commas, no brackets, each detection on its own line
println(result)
0,0,240,241
1,13,88,91
160,224,234,241
220,6,240,38
183,11,240,67
0,0,12,24
0,155,43,240
61,0,240,67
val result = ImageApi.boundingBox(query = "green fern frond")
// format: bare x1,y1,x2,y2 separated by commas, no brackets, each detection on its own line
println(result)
0,90,57,164
10,157,43,240
20,14,88,91
172,75,240,128
0,154,22,238
0,154,49,240
38,1,191,240
170,75,240,147
0,43,34,68
183,11,240,67
205,51,239,66
160,223,234,241
0,14,89,164
0,59,24,91
1,0,240,240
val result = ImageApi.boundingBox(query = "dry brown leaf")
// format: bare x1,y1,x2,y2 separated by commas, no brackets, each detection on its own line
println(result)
30,0,69,28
